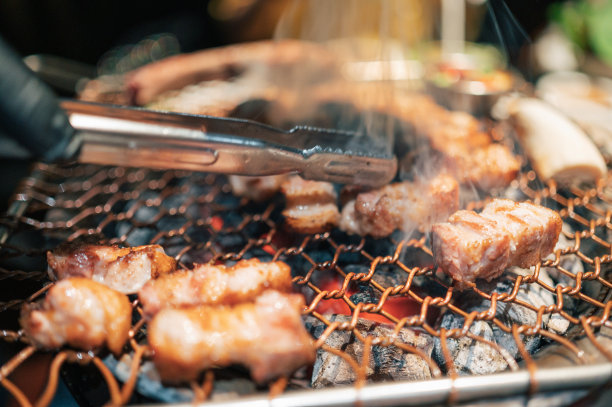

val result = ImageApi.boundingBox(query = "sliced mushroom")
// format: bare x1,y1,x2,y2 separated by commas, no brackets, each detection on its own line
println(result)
502,97,606,185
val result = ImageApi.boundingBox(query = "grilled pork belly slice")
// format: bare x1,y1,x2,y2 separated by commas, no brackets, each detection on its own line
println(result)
281,176,340,234
431,199,562,288
138,258,292,317
47,243,176,294
340,173,459,238
21,277,131,355
149,290,315,383
481,199,562,267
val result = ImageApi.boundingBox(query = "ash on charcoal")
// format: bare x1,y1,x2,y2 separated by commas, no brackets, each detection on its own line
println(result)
433,273,551,375
543,232,600,319
105,354,256,404
304,315,433,388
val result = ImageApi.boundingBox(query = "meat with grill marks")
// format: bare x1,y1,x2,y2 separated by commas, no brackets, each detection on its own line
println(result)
47,243,176,294
138,258,293,316
281,175,340,234
339,173,459,238
431,199,562,288
149,290,316,383
21,277,131,355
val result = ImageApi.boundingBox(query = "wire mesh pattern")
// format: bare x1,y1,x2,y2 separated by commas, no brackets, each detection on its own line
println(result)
1,162,612,406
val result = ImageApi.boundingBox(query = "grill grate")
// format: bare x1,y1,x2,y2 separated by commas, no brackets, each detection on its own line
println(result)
1,162,611,406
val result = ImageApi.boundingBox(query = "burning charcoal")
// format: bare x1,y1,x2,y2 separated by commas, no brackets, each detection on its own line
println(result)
433,275,548,375
545,234,584,286
305,315,433,388
344,264,405,289
543,232,598,319
434,317,508,375
511,267,570,335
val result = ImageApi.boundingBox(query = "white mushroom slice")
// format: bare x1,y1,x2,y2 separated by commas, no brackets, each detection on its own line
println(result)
536,71,612,155
507,97,606,185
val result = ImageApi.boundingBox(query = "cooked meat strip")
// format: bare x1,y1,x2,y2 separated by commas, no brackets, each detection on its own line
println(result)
281,176,340,234
139,258,292,316
149,290,315,383
340,173,459,238
123,40,340,106
21,277,131,355
431,199,562,288
47,243,176,294
443,144,521,190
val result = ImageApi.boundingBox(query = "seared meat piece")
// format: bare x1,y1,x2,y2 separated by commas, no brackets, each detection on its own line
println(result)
139,258,292,316
444,144,521,190
311,83,519,189
481,199,563,267
281,176,340,234
228,174,289,202
340,173,459,238
431,199,562,288
21,277,131,355
149,290,316,383
431,211,511,287
47,243,176,294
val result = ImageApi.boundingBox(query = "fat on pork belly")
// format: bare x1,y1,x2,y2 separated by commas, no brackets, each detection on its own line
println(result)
281,175,340,234
340,173,459,238
138,258,293,316
431,199,562,288
149,290,316,383
21,277,131,355
47,243,176,294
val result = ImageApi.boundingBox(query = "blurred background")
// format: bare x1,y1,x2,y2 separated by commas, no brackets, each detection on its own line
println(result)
0,0,562,211
2,1,612,406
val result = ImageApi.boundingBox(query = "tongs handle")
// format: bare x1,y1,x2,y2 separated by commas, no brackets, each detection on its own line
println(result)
0,36,74,161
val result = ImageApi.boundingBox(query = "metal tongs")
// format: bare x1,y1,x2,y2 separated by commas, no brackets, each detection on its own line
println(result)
0,37,396,187
60,101,397,187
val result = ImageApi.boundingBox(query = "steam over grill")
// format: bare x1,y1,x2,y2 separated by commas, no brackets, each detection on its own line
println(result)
0,162,611,406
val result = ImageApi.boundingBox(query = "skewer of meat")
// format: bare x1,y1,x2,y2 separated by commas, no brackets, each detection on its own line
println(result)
339,173,459,238
149,290,315,383
21,277,131,355
431,199,562,288
281,175,340,234
138,258,292,316
47,243,176,294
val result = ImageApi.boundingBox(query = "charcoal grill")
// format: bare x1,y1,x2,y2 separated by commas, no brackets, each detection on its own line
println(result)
0,161,611,406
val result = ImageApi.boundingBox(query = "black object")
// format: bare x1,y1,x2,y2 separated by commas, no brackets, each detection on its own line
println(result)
0,36,74,162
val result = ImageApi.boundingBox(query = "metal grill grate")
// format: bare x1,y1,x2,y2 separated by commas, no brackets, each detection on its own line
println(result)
1,162,611,406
